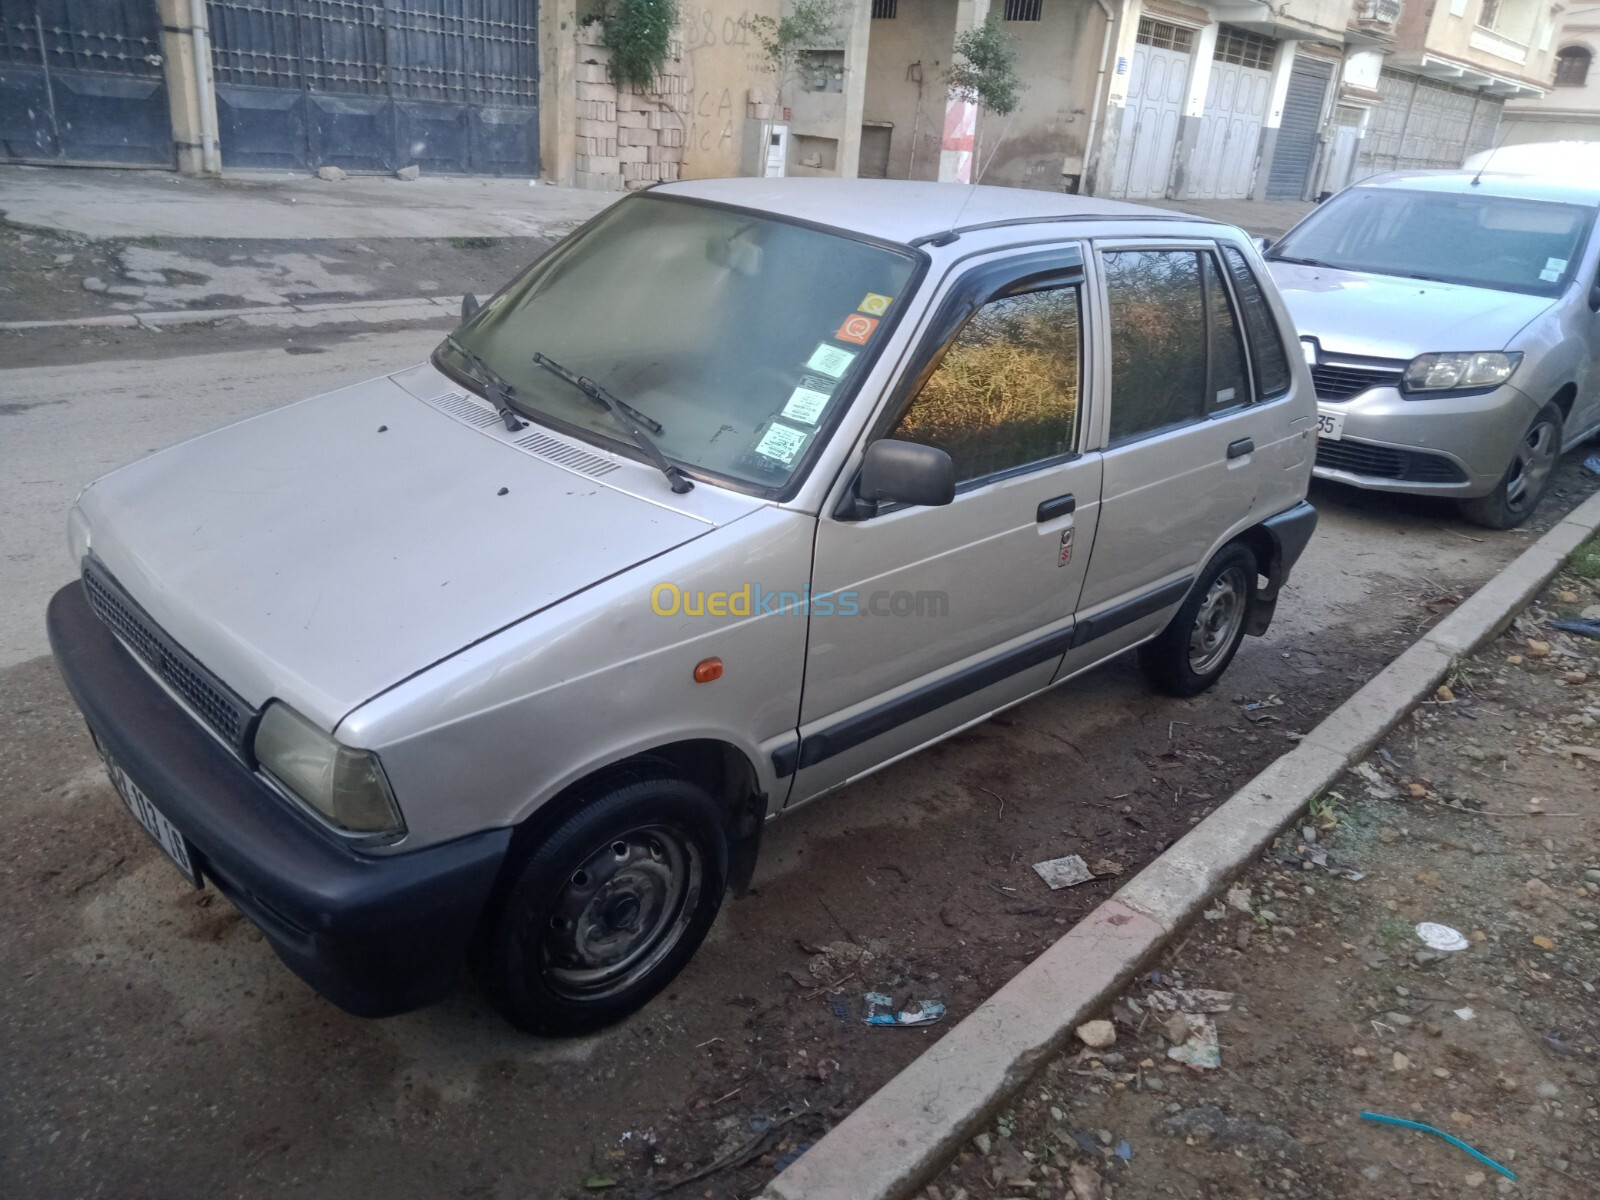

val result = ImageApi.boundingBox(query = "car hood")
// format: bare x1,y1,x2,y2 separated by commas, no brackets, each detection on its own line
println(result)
1267,261,1556,360
79,369,756,730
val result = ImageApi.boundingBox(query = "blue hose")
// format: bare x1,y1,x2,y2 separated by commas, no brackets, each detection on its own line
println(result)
1359,1111,1517,1180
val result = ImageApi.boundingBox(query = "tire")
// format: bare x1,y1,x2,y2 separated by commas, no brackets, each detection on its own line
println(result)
1457,402,1563,531
474,775,728,1036
1139,543,1257,698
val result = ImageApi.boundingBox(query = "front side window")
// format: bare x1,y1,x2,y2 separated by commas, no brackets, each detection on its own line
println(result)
891,287,1081,483
1104,249,1208,443
1268,186,1593,297
438,195,919,493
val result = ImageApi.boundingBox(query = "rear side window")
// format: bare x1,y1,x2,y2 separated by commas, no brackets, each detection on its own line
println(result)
892,286,1082,483
1220,246,1291,398
1103,249,1208,443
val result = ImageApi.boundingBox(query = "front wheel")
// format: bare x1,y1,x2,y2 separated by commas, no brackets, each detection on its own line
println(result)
1457,402,1563,530
1139,543,1257,698
475,775,728,1036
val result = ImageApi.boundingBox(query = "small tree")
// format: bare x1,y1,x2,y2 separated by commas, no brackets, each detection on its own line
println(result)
946,14,1025,182
599,0,679,91
748,0,844,173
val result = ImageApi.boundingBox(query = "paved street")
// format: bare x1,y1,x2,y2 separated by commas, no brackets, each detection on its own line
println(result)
3,325,1596,1198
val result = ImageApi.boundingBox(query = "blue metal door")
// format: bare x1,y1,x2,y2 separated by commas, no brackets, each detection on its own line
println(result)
0,0,174,166
206,0,539,176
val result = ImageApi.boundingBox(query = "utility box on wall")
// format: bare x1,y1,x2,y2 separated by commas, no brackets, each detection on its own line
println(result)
742,120,789,177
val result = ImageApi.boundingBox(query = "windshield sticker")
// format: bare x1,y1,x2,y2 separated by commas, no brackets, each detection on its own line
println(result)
754,422,808,464
1547,257,1568,273
835,314,880,345
781,385,831,425
806,344,857,378
1541,268,1560,282
858,292,894,316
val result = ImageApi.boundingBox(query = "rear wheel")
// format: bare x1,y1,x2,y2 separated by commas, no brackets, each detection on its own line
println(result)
475,774,728,1036
1139,543,1257,698
1458,402,1562,530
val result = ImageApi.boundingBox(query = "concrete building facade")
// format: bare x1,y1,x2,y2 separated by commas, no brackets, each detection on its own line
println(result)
1501,5,1600,144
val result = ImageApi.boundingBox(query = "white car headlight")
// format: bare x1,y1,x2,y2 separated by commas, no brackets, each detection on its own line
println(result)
253,702,405,837
1401,351,1521,394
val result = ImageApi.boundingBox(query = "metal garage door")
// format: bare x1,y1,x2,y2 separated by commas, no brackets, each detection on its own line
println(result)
1356,70,1500,180
206,0,539,176
0,0,173,166
1265,55,1332,200
1111,18,1193,200
1192,26,1273,200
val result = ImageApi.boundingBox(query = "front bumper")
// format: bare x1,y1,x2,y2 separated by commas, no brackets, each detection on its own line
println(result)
1313,383,1540,498
47,580,511,1017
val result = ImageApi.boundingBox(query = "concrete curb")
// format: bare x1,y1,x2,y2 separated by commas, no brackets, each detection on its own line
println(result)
759,489,1600,1200
0,295,464,333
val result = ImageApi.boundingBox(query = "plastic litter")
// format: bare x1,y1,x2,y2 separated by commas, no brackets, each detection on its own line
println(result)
1584,451,1600,476
1415,922,1470,952
1114,1139,1132,1162
1551,618,1600,641
1146,987,1235,1014
863,992,946,1027
1033,853,1095,889
1359,1111,1517,1180
1454,1007,1476,1021
1166,1015,1222,1069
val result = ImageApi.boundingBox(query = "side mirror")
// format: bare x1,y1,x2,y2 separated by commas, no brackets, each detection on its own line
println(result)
1255,236,1273,255
461,293,481,320
1589,282,1600,313
859,439,955,511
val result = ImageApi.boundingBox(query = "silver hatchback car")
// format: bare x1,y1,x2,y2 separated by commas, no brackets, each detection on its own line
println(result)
48,180,1316,1033
1267,171,1600,528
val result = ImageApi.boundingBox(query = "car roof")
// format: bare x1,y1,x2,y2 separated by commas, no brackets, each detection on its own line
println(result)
650,177,1217,245
1353,169,1600,207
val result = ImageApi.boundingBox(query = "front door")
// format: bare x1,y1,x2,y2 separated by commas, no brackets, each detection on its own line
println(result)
1068,241,1277,668
790,247,1103,803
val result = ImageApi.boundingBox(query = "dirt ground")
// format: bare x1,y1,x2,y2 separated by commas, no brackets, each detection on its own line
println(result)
0,218,551,323
929,549,1600,1200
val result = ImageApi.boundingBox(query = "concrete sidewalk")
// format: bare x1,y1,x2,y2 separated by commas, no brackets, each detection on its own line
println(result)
0,165,618,240
1144,196,1317,237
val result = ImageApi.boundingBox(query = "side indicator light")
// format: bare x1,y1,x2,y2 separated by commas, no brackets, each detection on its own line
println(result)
693,657,723,683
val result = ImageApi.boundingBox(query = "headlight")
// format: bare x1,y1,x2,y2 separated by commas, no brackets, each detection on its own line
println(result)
253,702,405,836
1401,351,1521,394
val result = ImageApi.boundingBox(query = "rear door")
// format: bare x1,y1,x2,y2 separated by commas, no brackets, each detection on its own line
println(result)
1062,240,1283,672
790,245,1103,803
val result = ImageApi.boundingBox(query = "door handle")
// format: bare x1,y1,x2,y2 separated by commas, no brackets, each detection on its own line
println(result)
1037,493,1076,522
1227,437,1255,459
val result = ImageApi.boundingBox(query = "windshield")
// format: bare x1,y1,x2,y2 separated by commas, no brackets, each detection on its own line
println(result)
437,195,920,493
1269,186,1593,297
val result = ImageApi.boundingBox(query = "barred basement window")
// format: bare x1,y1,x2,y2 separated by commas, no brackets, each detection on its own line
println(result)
871,0,898,18
1214,26,1276,70
1555,45,1592,87
1004,0,1044,20
1136,18,1194,52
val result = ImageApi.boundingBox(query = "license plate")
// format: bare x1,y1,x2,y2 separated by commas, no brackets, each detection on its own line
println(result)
1315,408,1345,441
103,754,201,887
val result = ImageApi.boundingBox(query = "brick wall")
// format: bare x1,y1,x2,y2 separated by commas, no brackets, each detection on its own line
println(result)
573,25,690,191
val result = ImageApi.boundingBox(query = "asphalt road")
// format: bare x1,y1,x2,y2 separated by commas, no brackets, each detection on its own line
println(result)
3,328,1596,1199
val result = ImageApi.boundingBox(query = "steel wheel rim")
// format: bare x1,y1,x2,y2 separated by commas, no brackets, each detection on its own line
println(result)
1188,566,1248,676
1505,419,1558,512
542,823,702,1000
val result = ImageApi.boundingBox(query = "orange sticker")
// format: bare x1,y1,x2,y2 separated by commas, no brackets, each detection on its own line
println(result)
835,314,880,345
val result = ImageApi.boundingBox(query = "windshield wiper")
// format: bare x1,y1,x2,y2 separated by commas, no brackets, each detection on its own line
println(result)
532,352,692,494
1268,254,1338,269
445,335,527,432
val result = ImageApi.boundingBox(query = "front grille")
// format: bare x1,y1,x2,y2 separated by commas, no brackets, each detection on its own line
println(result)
1315,439,1468,484
1311,361,1404,402
82,562,256,753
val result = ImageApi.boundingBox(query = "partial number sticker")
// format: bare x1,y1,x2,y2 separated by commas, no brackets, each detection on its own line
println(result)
754,422,808,464
806,344,856,379
782,385,831,425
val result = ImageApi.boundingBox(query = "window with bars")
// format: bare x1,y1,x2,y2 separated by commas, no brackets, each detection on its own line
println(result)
1003,0,1044,20
1556,45,1592,87
1214,26,1275,70
871,0,898,17
1136,18,1194,53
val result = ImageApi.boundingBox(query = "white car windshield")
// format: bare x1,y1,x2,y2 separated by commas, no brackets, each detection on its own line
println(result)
437,194,920,494
1269,187,1593,298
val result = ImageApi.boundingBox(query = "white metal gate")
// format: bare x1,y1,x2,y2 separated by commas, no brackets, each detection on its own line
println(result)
1356,70,1501,180
1111,18,1193,200
1192,26,1274,200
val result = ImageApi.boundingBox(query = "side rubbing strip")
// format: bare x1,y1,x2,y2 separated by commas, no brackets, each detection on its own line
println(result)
771,739,800,779
795,624,1076,770
1070,577,1194,649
